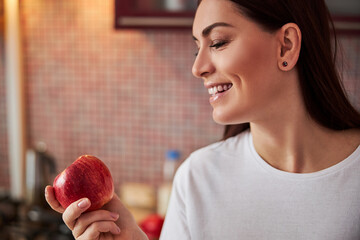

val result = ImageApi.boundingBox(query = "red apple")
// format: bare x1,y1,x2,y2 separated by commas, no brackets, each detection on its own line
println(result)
139,214,165,240
53,155,114,212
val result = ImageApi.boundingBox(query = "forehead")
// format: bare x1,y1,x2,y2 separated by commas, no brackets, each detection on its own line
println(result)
192,0,242,35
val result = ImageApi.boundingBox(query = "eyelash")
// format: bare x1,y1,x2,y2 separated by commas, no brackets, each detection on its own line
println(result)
194,40,228,57
210,41,228,49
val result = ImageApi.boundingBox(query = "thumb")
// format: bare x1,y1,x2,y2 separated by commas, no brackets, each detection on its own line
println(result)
63,198,91,230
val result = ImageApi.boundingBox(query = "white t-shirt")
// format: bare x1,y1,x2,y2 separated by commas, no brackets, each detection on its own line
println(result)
160,130,360,240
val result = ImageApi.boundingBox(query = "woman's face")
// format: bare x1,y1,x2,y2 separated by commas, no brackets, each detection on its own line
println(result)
192,0,285,125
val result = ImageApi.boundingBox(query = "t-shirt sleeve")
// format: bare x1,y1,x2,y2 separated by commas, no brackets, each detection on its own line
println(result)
160,159,191,240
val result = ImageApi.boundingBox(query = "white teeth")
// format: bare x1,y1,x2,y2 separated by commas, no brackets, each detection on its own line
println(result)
213,86,218,93
208,84,232,95
208,86,217,94
208,87,214,95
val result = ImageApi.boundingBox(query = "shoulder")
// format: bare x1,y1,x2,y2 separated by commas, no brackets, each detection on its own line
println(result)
175,129,251,179
190,128,251,159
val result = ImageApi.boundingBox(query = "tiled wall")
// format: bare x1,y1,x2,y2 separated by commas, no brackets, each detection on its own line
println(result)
0,0,359,192
20,0,223,191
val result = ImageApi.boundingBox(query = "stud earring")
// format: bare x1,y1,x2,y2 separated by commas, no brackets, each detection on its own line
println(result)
282,61,288,67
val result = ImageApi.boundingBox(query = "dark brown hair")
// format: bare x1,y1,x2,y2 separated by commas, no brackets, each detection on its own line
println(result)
197,0,360,140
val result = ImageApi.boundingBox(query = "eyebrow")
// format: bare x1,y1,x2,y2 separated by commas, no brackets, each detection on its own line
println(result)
193,22,234,41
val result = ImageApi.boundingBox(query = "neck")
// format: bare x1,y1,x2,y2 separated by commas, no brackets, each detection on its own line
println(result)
247,70,360,173
250,117,360,173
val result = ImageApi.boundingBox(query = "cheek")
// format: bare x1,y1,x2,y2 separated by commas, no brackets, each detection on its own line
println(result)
211,36,279,124
227,38,275,78
220,36,278,98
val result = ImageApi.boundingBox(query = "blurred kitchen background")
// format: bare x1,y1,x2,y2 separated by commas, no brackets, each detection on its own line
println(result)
0,0,359,239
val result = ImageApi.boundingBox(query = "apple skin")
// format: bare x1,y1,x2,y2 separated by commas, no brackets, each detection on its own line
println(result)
139,214,165,240
53,155,114,212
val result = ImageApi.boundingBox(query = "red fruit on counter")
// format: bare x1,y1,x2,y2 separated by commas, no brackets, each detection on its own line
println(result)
53,155,114,212
139,214,165,240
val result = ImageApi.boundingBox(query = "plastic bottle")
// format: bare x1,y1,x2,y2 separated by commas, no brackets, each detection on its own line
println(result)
163,150,180,182
157,150,180,217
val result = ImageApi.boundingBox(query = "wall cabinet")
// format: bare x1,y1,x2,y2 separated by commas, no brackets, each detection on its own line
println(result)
114,0,360,34
115,0,196,29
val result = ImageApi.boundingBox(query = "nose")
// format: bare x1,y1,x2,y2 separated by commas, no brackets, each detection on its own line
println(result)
192,49,215,78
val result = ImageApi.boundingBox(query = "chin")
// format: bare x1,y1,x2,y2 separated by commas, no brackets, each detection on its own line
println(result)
212,110,234,125
212,108,248,126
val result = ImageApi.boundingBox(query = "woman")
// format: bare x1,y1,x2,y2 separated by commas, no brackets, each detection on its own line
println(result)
45,0,360,239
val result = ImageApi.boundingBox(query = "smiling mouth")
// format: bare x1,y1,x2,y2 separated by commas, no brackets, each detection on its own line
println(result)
208,83,233,96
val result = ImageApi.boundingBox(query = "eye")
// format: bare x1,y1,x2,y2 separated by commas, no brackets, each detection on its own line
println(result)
209,40,228,49
193,40,228,57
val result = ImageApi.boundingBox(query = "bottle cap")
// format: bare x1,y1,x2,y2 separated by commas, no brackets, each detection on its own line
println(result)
166,150,180,161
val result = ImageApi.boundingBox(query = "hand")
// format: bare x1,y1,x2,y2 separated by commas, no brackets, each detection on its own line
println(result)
45,186,148,240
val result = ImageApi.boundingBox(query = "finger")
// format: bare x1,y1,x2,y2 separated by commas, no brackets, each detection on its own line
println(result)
97,233,111,240
45,185,65,213
73,210,119,238
103,233,114,240
63,198,91,230
77,221,121,240
80,232,113,240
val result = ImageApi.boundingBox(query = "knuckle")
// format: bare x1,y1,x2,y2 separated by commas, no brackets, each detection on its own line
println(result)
62,213,67,224
93,221,111,233
73,217,83,229
62,205,77,229
84,223,102,239
62,214,72,231
72,220,81,238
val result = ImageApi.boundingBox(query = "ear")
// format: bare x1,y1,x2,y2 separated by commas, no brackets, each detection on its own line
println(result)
276,23,301,71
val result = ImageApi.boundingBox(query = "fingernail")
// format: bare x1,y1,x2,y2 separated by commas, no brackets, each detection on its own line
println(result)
110,212,119,220
116,226,121,233
77,199,89,208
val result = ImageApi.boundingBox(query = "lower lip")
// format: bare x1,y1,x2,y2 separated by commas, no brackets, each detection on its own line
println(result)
209,88,231,103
